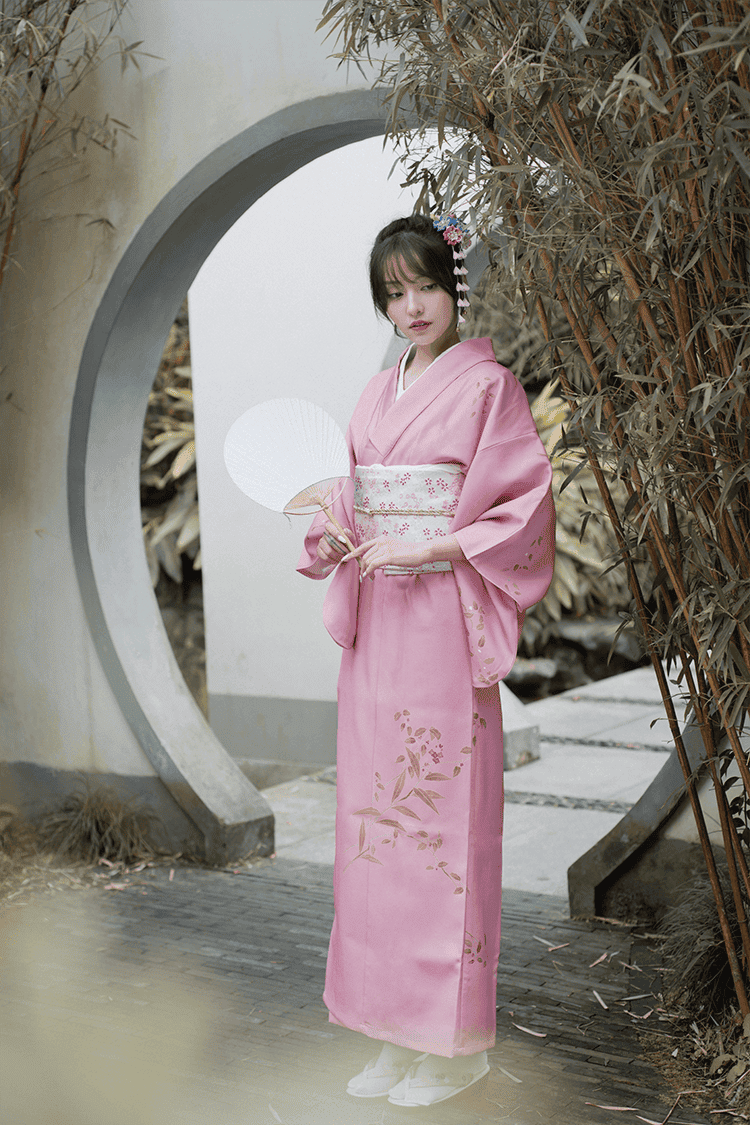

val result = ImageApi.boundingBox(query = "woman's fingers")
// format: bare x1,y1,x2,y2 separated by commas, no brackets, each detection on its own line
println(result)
317,524,355,564
340,536,427,577
318,540,340,563
340,539,371,562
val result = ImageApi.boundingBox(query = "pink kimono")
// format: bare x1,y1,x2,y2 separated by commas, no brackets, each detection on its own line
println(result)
298,337,554,1057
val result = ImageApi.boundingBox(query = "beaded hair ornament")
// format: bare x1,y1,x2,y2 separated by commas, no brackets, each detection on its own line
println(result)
432,212,472,325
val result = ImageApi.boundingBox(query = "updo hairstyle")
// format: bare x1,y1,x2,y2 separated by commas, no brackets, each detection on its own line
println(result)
369,214,459,322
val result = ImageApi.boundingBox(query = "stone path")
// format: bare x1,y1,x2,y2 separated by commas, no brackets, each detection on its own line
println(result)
2,858,709,1125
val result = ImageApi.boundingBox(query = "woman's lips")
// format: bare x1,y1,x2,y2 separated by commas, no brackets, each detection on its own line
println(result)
410,321,430,330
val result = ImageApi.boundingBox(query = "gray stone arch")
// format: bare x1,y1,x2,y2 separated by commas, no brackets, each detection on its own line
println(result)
67,90,387,864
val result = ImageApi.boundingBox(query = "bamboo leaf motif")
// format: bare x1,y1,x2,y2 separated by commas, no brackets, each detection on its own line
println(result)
394,805,422,819
413,788,440,813
345,704,471,895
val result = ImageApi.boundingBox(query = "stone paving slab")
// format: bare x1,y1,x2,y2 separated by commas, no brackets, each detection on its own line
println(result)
1,859,710,1125
505,745,670,803
563,667,671,705
522,698,668,745
522,665,682,747
501,804,624,897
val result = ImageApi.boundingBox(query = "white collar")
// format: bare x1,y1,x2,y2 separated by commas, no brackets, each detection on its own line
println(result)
397,340,463,396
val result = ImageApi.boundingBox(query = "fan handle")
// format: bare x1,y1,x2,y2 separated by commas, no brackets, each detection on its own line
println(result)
284,478,361,570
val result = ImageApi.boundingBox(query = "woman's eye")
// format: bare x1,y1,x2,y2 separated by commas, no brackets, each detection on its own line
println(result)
388,292,402,300
423,283,437,291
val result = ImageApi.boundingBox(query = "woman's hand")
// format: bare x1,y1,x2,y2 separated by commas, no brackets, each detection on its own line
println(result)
341,534,466,579
316,522,354,567
341,536,431,579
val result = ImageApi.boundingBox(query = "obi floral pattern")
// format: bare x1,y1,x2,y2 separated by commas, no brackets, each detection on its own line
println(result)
353,463,464,574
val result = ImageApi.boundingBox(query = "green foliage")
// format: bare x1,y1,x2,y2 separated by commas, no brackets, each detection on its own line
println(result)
141,300,200,587
322,0,750,1010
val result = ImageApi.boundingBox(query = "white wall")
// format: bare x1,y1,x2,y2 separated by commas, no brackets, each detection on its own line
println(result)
189,137,419,708
0,0,369,778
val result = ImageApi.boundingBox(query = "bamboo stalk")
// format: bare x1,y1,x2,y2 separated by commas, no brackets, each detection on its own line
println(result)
704,754,750,967
684,653,750,965
552,343,750,1013
533,231,750,999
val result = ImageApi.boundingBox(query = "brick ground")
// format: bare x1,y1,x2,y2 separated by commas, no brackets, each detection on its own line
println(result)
1,858,709,1125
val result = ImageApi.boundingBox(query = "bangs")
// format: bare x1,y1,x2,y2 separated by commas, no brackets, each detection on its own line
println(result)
382,245,434,287
369,215,459,319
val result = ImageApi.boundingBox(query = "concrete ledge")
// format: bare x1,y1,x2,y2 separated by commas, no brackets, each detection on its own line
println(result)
68,91,393,866
237,759,329,791
567,721,708,921
209,694,338,767
500,681,540,770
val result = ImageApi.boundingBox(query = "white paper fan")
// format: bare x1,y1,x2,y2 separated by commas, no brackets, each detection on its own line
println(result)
223,398,351,517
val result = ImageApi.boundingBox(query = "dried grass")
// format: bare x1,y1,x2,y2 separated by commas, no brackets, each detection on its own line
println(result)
0,789,182,907
660,869,747,1019
641,870,750,1117
35,779,164,866
0,807,103,904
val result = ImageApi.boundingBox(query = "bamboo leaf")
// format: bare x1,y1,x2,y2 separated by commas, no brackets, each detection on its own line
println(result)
393,804,421,820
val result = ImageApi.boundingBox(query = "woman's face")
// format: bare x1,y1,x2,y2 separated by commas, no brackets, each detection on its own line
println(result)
384,258,457,351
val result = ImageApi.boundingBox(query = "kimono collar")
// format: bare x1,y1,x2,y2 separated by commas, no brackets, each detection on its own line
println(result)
367,337,497,460
396,339,463,397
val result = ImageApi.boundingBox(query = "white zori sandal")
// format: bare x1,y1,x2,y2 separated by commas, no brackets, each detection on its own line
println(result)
387,1051,490,1107
346,1047,428,1098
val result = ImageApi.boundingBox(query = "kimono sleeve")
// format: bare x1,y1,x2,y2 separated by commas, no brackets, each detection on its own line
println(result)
296,434,361,649
451,366,555,687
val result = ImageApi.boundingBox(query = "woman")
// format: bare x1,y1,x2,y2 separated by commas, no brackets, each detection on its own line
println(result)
297,213,555,1108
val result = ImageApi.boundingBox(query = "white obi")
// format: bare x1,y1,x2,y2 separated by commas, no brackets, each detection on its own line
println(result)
353,463,464,575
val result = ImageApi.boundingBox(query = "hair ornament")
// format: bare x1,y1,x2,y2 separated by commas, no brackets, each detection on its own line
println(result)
432,211,472,325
